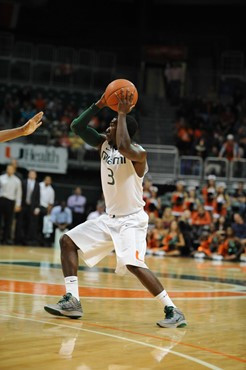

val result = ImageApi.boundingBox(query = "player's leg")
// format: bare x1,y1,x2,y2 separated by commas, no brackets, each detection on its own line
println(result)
113,210,187,328
44,234,83,318
126,265,187,328
44,216,114,319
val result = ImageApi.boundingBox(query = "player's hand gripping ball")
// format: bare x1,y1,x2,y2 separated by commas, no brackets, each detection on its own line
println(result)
105,79,138,112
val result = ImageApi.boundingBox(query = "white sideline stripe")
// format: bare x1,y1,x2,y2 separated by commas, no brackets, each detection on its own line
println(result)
0,291,246,300
0,313,222,370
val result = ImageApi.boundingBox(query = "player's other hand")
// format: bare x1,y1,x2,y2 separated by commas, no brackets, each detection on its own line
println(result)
96,93,107,109
115,89,135,114
22,111,43,136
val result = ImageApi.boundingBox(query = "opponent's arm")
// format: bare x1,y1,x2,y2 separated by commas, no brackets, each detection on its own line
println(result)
70,95,106,148
0,112,43,143
116,90,146,163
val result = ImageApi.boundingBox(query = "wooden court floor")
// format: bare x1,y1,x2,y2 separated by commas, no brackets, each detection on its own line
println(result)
0,246,245,370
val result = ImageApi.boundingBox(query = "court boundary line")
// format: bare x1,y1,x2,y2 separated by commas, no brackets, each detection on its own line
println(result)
1,290,246,300
1,276,245,292
1,307,245,364
0,313,221,370
1,261,245,286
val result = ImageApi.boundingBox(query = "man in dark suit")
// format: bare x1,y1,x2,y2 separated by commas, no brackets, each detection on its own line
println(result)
15,170,40,245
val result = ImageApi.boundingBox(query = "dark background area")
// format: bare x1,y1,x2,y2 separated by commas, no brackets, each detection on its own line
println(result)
1,0,246,64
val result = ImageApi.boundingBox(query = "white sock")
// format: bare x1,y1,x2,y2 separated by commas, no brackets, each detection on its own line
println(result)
64,276,79,300
155,290,176,308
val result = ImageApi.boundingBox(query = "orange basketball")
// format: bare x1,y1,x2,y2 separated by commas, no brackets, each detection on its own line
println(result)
104,79,138,112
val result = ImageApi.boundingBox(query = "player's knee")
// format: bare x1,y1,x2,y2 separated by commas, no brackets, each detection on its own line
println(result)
126,264,139,275
60,234,74,251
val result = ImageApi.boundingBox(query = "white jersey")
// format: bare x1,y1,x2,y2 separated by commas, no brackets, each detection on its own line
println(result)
100,141,146,216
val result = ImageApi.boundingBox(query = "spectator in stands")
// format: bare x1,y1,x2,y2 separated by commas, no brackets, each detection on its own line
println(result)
68,132,84,159
171,180,187,216
178,209,193,255
86,200,105,220
219,134,240,161
202,174,216,200
216,227,243,261
67,187,87,227
191,204,211,242
176,119,193,154
192,204,211,226
213,182,230,219
0,164,22,244
15,170,40,246
232,181,246,199
42,206,54,247
51,201,72,232
143,177,152,202
51,200,73,248
196,231,212,258
232,213,246,240
39,176,55,245
59,133,71,148
231,182,246,218
162,207,174,229
33,93,46,111
195,138,207,159
20,102,36,124
162,220,185,256
147,218,166,251
145,186,161,217
184,186,200,214
215,215,227,232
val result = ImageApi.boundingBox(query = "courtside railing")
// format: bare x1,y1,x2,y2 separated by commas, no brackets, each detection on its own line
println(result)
143,145,179,184
229,159,246,181
179,156,203,180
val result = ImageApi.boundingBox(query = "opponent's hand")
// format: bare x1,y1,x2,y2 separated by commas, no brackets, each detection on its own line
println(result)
115,89,135,114
95,93,107,109
22,112,43,136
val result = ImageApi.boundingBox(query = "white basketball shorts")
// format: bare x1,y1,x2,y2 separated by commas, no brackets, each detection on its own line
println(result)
65,209,149,275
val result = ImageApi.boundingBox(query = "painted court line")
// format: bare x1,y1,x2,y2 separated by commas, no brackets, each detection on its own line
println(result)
1,290,246,300
1,280,246,299
0,307,245,365
0,313,221,370
83,321,246,364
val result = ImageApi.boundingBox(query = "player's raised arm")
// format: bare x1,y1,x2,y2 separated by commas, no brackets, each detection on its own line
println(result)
115,89,146,164
0,112,43,143
70,94,106,148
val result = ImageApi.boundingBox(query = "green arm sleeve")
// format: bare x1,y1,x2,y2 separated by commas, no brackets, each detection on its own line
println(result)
70,104,104,147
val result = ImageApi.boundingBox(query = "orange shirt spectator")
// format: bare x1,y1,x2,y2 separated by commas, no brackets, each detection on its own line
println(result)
147,218,166,249
191,205,211,226
162,220,185,255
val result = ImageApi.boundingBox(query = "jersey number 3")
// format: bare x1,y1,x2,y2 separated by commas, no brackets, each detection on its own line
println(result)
107,168,115,185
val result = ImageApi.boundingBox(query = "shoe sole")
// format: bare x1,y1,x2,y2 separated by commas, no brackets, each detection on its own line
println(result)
44,305,83,319
156,320,187,328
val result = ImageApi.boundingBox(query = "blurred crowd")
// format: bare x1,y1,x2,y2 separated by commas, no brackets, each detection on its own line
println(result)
1,160,246,263
175,88,246,160
0,160,105,247
144,176,246,262
0,85,115,160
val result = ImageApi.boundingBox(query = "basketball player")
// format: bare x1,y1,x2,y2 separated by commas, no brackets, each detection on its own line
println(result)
0,112,43,143
44,90,187,328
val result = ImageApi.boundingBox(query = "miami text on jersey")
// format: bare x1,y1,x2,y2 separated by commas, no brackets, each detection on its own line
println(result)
102,150,126,165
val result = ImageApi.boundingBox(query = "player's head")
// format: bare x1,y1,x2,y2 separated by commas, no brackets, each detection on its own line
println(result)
106,115,138,146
